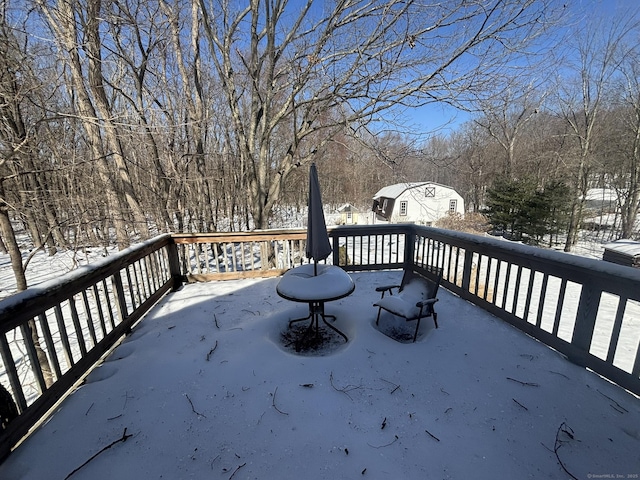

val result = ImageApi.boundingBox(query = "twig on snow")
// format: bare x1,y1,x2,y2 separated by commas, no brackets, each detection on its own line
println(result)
425,429,440,442
596,389,628,413
185,393,207,418
513,398,529,411
380,378,401,394
206,340,218,361
330,371,362,401
506,377,539,387
64,428,133,480
554,422,579,480
228,462,246,480
214,314,220,329
272,386,288,415
367,435,399,449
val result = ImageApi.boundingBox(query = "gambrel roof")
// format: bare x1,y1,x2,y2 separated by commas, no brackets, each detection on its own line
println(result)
373,182,458,199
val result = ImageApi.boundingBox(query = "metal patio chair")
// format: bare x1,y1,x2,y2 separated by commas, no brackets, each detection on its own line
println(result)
374,267,442,342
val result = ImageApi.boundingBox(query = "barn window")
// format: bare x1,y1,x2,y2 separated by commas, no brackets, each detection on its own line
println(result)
425,187,435,197
449,199,457,213
399,200,408,216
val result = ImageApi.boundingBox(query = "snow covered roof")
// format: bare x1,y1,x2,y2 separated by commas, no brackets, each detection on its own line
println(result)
373,182,457,199
604,239,640,256
336,203,357,212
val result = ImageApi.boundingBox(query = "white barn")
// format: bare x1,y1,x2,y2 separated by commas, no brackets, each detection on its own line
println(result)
372,182,464,225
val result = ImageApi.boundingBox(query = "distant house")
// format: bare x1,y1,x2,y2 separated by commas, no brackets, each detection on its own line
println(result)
372,182,464,225
336,203,359,225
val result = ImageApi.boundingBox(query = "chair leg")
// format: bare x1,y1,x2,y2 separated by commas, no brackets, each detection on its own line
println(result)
413,318,421,342
376,307,383,325
433,312,438,329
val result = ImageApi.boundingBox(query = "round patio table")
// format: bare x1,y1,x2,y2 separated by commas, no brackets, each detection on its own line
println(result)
276,264,355,351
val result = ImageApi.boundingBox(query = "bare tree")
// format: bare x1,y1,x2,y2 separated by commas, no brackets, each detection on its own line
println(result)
0,10,55,386
38,0,151,248
473,87,544,178
197,0,561,229
613,45,640,239
555,12,639,251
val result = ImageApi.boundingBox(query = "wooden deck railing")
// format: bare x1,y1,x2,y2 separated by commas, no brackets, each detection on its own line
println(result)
0,235,179,460
1,225,639,461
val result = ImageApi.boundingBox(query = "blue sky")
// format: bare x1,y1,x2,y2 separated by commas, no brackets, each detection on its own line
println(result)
400,0,640,137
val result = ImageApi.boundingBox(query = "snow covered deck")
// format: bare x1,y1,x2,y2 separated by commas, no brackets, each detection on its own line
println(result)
1,272,638,479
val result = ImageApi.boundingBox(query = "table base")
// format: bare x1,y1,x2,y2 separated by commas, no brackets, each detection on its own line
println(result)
288,301,348,352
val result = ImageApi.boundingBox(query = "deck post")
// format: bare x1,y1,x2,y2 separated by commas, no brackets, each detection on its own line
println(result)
167,239,183,290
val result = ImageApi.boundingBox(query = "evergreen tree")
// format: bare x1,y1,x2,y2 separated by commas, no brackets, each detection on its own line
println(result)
485,177,537,240
485,178,572,244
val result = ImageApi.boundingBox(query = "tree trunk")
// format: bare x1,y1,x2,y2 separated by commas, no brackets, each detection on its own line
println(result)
0,180,54,388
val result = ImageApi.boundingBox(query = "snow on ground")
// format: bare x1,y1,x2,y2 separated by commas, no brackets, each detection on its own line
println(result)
0,271,639,480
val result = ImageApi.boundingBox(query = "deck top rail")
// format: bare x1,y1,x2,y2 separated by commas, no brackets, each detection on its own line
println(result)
1,225,639,462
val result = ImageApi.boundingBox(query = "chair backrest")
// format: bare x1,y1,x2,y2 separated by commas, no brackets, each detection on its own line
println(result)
399,267,442,299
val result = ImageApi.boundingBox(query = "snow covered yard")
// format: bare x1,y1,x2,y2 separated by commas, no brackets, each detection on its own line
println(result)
0,271,639,480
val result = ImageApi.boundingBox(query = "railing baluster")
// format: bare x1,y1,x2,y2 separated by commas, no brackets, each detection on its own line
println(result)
0,333,26,412
535,273,549,328
552,279,568,337
522,269,536,322
54,304,74,369
124,267,136,310
81,290,98,348
606,298,627,364
492,260,502,306
474,254,482,296
19,323,46,395
38,313,62,381
512,265,523,315
142,257,154,299
501,263,513,310
453,246,461,287
102,279,117,331
68,295,87,357
483,256,492,301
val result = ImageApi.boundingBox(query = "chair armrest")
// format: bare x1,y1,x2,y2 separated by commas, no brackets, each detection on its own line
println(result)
416,298,439,308
375,284,400,293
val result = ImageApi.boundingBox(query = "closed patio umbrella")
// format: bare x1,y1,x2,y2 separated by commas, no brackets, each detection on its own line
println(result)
306,163,332,274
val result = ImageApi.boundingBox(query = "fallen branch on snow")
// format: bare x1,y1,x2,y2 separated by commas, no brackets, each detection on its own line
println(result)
330,371,362,401
272,386,288,415
554,422,579,480
64,428,133,480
